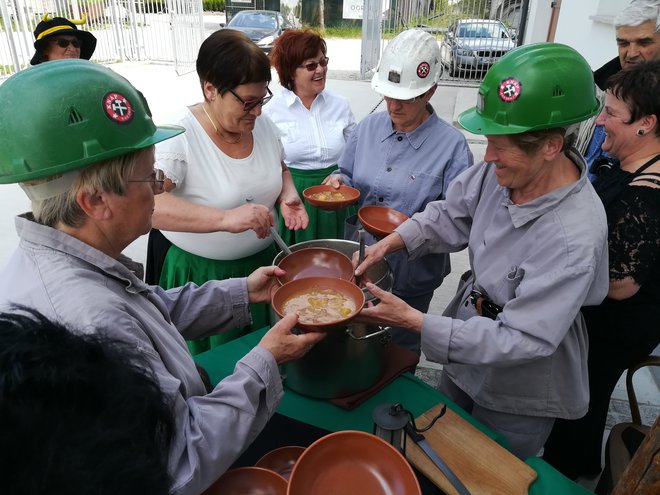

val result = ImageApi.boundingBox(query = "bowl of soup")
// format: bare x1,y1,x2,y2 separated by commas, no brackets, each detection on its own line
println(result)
358,205,409,238
303,185,360,211
271,277,365,332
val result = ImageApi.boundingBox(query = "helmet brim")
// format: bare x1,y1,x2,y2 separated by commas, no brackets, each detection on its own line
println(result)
457,107,530,135
0,125,184,185
31,30,97,65
371,70,435,100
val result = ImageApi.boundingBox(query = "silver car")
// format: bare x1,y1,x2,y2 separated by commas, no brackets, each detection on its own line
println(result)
440,19,515,77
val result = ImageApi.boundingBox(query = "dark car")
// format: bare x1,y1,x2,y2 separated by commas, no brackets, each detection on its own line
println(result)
440,19,515,77
221,10,291,53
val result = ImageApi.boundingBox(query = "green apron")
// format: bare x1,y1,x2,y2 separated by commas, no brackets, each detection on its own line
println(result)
159,242,278,355
278,165,358,245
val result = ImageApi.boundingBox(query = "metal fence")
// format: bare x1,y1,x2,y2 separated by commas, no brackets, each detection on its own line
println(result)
363,0,526,85
0,0,203,77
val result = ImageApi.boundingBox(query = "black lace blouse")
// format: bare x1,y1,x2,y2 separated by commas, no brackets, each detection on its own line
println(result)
583,178,660,348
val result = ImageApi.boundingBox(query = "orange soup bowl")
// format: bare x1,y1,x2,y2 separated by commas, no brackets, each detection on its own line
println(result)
271,276,366,332
255,446,306,481
276,247,355,285
358,205,409,238
202,466,287,495
287,431,421,495
303,185,360,211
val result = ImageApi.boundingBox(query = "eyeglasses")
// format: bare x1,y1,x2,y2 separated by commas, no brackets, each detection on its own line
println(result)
128,169,165,191
298,56,330,72
384,95,422,105
49,38,81,49
228,87,273,112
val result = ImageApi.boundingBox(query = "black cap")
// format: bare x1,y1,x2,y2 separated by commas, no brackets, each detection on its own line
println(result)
31,16,97,65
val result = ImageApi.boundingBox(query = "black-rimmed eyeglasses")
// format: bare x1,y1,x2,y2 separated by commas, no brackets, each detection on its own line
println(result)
49,37,81,49
128,169,165,191
298,56,329,72
228,87,273,112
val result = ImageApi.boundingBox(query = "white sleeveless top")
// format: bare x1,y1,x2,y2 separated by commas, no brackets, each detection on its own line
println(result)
156,108,284,260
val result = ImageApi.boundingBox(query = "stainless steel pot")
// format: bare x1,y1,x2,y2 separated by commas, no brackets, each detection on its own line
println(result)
272,239,394,399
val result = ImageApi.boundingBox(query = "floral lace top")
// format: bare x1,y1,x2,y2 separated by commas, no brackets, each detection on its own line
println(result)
607,180,660,285
584,174,660,347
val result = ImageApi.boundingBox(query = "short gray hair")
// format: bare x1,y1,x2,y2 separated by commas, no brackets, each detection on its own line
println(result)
615,0,660,31
32,147,152,228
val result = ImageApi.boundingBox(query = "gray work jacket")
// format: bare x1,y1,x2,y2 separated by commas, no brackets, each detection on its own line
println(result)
396,150,609,418
0,214,283,495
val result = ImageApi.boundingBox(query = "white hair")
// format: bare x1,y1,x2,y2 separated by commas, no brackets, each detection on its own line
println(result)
614,0,660,31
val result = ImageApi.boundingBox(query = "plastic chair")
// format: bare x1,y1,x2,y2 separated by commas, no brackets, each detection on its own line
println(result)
595,355,660,494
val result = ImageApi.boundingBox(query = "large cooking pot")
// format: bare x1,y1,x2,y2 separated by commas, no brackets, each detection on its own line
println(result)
272,239,394,399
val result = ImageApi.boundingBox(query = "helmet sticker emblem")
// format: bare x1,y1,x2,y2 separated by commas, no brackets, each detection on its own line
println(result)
103,92,134,124
498,78,522,103
417,62,430,79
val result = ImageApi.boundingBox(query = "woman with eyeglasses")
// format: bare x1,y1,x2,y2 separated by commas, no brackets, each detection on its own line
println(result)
148,29,308,355
323,29,473,355
263,29,356,244
30,14,97,65
0,60,323,494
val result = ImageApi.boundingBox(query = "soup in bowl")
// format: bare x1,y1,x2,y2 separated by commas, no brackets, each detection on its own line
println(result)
271,277,365,332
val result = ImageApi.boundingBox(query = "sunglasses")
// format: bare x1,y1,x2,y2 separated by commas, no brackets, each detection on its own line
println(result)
298,56,329,72
49,38,81,49
228,87,273,112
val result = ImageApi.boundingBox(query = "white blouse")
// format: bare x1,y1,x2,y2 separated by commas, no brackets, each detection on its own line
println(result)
263,88,356,171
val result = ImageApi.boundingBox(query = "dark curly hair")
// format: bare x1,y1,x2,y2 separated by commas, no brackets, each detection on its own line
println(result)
0,306,175,495
606,60,660,137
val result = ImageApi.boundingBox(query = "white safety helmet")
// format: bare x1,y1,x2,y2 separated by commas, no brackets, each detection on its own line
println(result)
371,29,442,100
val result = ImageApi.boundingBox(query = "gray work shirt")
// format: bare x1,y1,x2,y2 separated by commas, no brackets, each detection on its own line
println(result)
396,149,609,418
0,214,283,495
338,108,473,297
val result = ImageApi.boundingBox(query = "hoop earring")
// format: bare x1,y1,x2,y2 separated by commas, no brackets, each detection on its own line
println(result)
637,129,646,136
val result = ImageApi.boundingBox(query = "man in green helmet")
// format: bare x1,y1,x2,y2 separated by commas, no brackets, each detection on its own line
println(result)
352,43,610,459
0,60,324,495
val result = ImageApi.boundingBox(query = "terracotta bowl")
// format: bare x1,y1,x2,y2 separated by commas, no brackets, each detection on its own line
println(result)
271,276,365,332
255,446,306,481
287,431,421,495
202,466,287,495
358,205,409,238
276,247,355,285
303,185,360,211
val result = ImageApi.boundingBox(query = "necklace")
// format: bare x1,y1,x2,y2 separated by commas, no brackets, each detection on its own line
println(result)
201,104,243,144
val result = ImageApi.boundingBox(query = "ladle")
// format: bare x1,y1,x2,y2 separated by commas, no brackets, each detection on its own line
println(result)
355,229,366,287
270,226,292,255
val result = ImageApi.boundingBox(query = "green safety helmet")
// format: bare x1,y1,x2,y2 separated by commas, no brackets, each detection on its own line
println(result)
0,59,184,184
458,42,600,135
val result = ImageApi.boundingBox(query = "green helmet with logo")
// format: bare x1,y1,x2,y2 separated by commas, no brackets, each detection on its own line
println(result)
458,42,600,135
0,59,183,184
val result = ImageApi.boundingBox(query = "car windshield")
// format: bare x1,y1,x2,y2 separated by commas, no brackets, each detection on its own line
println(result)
230,12,277,30
457,23,509,39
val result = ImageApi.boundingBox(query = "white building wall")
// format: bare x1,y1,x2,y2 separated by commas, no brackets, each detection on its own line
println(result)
553,0,629,71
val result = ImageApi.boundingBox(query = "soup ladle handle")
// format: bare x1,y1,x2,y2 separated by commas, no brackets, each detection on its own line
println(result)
270,226,292,256
355,229,366,287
